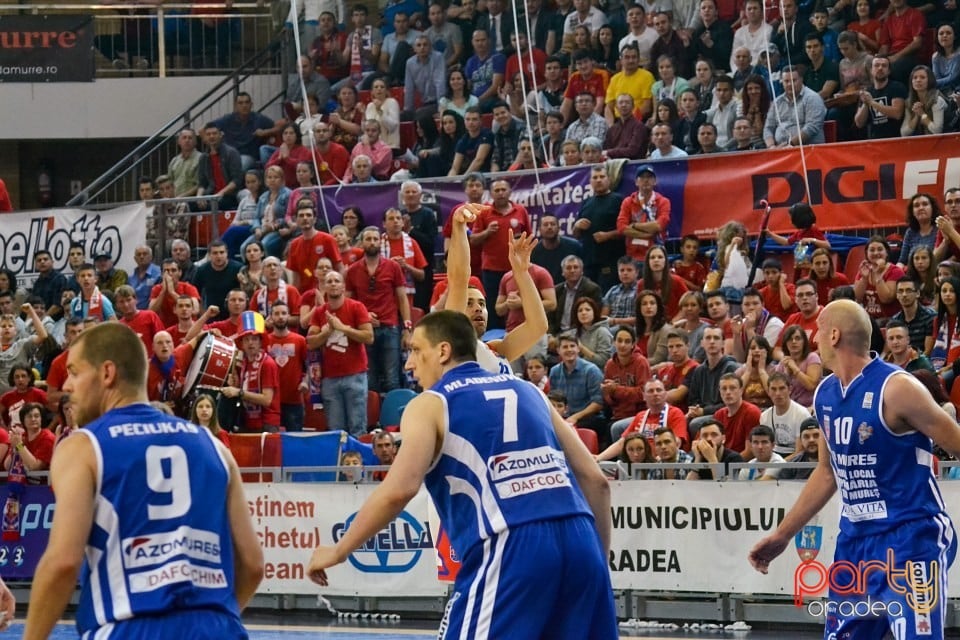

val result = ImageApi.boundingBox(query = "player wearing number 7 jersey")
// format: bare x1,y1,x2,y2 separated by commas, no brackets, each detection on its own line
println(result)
308,310,617,639
23,322,264,640
750,300,960,639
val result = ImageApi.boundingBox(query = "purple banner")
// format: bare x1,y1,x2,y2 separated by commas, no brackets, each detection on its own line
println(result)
0,485,54,580
316,165,614,255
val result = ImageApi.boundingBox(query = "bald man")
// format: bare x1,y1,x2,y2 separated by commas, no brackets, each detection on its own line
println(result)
146,329,205,416
750,300,960,639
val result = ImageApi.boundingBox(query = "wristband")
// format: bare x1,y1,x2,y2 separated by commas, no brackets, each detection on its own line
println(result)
15,443,24,452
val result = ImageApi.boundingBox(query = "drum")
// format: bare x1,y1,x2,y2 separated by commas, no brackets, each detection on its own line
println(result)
182,334,240,399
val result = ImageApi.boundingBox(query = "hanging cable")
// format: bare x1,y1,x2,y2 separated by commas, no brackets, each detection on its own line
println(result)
510,0,547,211
289,0,338,233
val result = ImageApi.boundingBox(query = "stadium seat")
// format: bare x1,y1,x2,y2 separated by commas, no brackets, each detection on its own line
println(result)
410,306,425,326
380,388,417,427
576,428,599,454
777,252,795,282
304,400,328,431
358,432,375,444
843,244,866,283
367,390,381,429
229,433,282,482
399,120,417,150
823,120,837,144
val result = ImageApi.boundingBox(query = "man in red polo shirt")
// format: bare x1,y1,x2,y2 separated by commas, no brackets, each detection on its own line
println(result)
494,260,556,370
149,258,201,326
345,226,412,393
115,285,164,353
714,372,762,458
221,311,281,432
265,302,308,431
165,295,197,345
286,204,342,293
307,270,374,436
471,179,531,330
197,288,248,339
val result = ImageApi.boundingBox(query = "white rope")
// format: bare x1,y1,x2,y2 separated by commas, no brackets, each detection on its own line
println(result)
510,1,547,210
289,0,338,233
761,6,811,199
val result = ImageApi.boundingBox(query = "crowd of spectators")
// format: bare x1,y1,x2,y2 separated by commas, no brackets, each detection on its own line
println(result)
265,0,960,185
4,0,960,483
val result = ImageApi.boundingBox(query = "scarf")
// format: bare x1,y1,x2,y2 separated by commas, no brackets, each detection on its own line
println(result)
72,286,104,320
634,404,670,442
255,281,289,316
382,232,417,295
3,447,26,541
350,28,363,82
151,355,177,402
241,351,265,419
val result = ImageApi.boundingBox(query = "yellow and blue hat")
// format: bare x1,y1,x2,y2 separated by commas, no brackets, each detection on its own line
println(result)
236,311,266,340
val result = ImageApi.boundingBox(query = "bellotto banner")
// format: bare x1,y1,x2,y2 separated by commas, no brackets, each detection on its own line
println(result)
314,134,960,241
0,15,94,82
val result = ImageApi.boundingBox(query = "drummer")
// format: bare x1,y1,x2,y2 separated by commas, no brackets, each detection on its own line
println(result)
146,329,209,416
220,311,282,433
188,289,249,343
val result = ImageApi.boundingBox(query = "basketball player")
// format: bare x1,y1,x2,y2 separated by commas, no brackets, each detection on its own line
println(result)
749,300,960,638
308,311,617,638
23,323,263,639
443,202,548,374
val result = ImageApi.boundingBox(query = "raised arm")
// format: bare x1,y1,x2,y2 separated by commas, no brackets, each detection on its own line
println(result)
499,233,549,362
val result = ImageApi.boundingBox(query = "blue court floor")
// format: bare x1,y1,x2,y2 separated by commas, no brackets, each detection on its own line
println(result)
5,620,839,639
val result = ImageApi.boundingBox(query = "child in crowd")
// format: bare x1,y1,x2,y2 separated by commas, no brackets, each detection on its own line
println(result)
339,450,364,482
673,235,707,291
525,356,549,392
191,393,229,447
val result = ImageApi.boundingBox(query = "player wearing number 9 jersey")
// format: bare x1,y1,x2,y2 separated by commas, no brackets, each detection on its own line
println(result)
308,311,617,639
23,323,263,640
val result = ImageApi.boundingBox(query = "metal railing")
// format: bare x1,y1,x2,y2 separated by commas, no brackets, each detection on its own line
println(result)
66,44,292,208
0,2,284,77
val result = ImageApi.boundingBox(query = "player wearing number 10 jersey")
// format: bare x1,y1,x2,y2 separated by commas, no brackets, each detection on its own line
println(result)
23,323,263,640
308,311,617,639
750,300,960,639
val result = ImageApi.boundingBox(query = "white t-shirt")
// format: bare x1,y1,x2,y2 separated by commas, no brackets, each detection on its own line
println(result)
760,400,811,455
737,452,785,480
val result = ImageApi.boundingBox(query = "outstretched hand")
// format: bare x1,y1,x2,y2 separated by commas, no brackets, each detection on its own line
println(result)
508,232,538,274
748,534,789,575
452,202,487,226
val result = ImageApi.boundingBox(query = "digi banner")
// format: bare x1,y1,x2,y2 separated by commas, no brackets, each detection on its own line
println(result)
3,202,147,290
246,483,446,596
315,134,960,243
0,15,95,82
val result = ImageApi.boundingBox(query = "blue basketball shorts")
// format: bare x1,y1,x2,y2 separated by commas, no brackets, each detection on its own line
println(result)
826,514,956,640
438,515,618,640
80,608,248,640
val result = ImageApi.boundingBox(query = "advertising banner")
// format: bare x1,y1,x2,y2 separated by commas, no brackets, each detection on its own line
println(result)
3,202,147,290
0,15,95,83
0,486,54,580
246,483,446,596
315,134,960,243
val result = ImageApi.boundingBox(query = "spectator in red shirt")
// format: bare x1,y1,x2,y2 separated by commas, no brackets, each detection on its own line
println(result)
603,326,652,437
307,270,374,436
149,259,201,327
777,278,822,356
45,318,84,413
807,247,849,306
854,235,905,322
714,372,762,457
758,257,796,321
221,312,281,432
442,172,486,279
115,285,165,353
381,208,429,310
600,377,689,460
1,366,47,429
345,227,413,393
165,296,198,346
265,302,308,431
199,288,248,339
673,235,708,291
471,179,532,330
494,258,557,369
560,50,610,125
146,330,197,416
251,257,303,320
6,402,54,477
286,204,342,293
331,225,364,266
310,122,351,185
878,0,926,83
616,165,671,263
0,178,12,212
